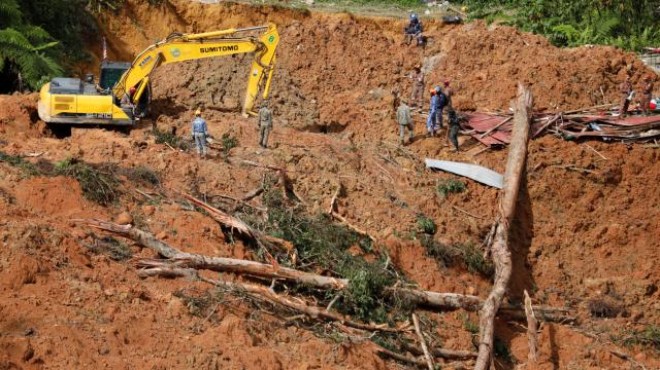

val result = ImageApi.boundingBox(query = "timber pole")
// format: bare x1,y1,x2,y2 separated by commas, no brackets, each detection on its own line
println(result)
474,84,533,370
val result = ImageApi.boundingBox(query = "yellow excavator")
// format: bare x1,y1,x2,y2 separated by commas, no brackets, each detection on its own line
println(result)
38,23,279,126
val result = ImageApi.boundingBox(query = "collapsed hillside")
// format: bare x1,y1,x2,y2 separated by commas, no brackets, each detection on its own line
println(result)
1,1,659,369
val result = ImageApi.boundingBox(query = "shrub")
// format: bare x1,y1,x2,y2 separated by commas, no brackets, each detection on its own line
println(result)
436,179,466,198
153,128,189,150
416,214,437,235
0,151,41,176
123,165,160,186
54,158,121,205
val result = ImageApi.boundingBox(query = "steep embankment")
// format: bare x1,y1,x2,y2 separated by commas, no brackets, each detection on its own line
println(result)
0,1,658,369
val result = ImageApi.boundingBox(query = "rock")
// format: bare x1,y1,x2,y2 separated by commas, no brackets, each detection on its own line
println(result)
141,205,155,216
304,0,314,5
115,212,133,225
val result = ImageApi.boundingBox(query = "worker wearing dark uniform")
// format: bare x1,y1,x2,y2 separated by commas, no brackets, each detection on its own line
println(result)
404,13,423,45
447,108,461,152
640,75,655,115
619,75,633,118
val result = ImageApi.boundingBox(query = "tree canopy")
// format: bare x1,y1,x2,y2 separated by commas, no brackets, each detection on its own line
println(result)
465,0,660,50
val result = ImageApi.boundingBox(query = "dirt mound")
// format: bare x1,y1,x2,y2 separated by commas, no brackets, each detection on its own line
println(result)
0,1,658,369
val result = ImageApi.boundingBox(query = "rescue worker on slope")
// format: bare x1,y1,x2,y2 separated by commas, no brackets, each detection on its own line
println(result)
447,107,461,152
640,75,655,116
410,65,425,109
619,75,633,118
257,100,273,148
397,98,414,145
443,80,453,109
404,13,423,45
426,88,439,137
435,85,448,130
191,108,208,158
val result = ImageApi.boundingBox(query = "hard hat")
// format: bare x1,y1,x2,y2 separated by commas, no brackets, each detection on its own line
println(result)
435,86,442,93
194,108,201,116
129,87,136,93
429,88,436,94
410,13,417,20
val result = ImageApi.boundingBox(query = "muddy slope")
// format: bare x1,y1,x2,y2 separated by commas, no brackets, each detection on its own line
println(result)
0,1,658,369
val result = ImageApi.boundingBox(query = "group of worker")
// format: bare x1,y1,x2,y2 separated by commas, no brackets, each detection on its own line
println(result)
396,64,462,152
619,74,656,117
191,100,272,158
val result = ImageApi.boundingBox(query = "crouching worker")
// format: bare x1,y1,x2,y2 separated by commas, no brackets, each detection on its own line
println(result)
404,13,423,46
191,108,208,157
397,99,414,145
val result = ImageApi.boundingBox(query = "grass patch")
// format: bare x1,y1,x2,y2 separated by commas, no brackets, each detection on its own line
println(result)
416,214,436,235
153,128,190,151
0,151,42,177
85,236,132,261
621,325,660,351
221,133,238,158
54,158,121,206
122,165,161,187
422,238,494,277
436,178,466,198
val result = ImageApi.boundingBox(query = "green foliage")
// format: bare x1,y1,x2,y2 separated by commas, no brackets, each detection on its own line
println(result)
54,158,121,205
0,27,63,90
416,214,437,235
621,325,660,351
422,238,494,277
436,179,466,198
464,0,660,51
0,150,41,176
122,165,161,187
246,186,406,324
153,128,190,151
221,132,238,158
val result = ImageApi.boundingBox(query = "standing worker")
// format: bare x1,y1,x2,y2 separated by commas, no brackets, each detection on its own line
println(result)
435,85,447,129
426,88,438,137
640,75,655,115
397,99,414,145
619,75,633,118
258,100,273,148
410,65,425,109
443,80,453,109
191,108,208,158
447,107,461,152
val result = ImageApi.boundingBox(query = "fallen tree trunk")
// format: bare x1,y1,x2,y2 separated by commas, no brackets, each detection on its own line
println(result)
138,265,403,333
474,84,533,370
74,220,572,322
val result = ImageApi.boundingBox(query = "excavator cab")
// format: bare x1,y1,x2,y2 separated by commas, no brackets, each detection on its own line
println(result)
99,61,131,91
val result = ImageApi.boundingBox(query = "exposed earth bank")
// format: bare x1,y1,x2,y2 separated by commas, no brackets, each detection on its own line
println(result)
0,1,658,369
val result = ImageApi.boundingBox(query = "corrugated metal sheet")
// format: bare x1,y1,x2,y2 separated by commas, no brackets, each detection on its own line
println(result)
425,159,504,189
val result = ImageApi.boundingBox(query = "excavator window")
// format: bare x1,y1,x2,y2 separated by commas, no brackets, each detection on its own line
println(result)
100,61,131,91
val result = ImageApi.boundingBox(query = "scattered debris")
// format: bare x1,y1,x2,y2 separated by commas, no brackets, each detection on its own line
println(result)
465,107,660,146
425,159,503,189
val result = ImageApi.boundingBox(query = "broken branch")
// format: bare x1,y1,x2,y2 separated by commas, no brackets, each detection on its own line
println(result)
412,313,435,370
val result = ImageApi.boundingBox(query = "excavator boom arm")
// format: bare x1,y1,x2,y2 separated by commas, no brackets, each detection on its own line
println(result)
113,23,279,115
